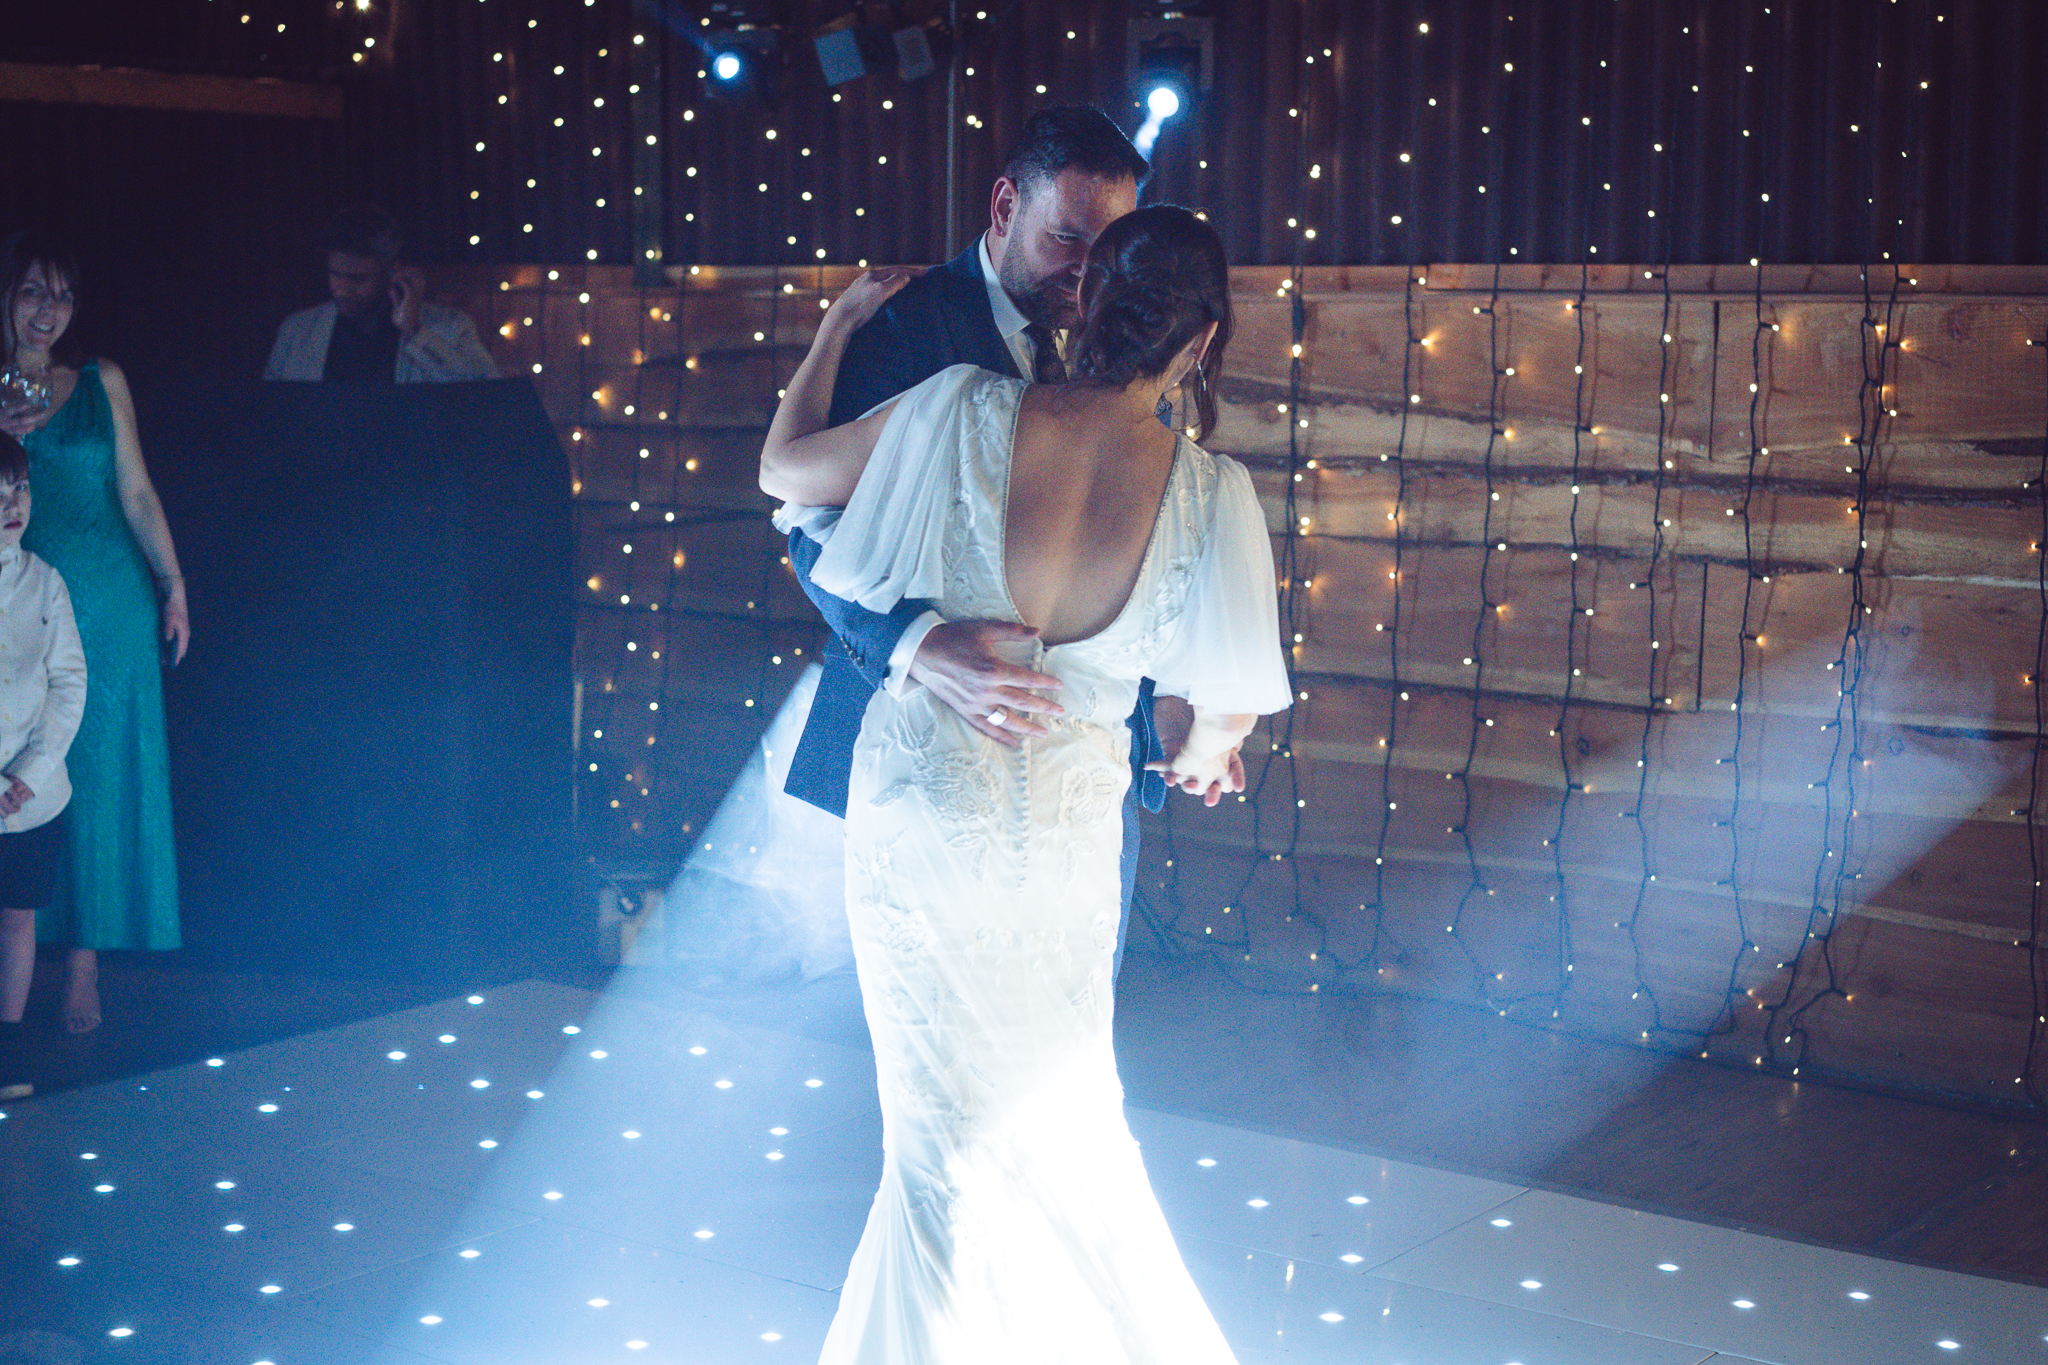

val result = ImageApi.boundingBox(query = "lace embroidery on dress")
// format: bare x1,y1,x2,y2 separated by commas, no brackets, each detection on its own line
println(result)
825,367,1253,1365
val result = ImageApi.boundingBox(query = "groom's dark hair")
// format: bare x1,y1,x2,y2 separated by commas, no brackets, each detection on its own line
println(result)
1002,106,1148,199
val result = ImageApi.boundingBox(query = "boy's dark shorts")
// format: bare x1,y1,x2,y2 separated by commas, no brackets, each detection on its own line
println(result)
0,811,65,909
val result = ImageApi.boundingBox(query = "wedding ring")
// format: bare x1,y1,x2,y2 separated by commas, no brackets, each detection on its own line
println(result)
987,708,1008,727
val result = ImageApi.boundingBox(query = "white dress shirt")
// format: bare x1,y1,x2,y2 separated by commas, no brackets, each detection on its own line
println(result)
0,546,85,833
979,232,1044,382
263,300,502,383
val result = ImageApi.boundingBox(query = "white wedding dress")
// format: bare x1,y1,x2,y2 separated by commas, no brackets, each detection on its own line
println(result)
792,365,1291,1365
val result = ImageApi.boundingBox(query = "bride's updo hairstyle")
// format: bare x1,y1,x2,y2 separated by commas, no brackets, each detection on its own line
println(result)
1068,204,1232,442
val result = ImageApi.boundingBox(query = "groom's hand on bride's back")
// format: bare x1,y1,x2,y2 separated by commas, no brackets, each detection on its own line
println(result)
909,620,1065,747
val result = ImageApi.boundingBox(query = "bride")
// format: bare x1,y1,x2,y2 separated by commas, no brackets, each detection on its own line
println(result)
760,204,1290,1365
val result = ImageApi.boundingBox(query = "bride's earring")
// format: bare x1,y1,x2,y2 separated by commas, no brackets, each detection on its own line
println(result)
1165,366,1196,426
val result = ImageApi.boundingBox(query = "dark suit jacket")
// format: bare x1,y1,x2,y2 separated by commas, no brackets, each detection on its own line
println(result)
782,242,1167,819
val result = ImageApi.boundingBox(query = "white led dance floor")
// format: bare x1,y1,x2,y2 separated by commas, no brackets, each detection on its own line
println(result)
1,980,2042,1364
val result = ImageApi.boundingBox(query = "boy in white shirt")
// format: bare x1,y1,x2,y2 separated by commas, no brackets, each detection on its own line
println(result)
0,432,88,1100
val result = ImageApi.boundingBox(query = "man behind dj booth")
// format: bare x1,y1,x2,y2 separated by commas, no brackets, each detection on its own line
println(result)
264,205,499,385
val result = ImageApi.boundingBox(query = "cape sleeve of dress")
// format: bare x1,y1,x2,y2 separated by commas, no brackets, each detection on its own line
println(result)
1149,452,1294,716
800,363,984,614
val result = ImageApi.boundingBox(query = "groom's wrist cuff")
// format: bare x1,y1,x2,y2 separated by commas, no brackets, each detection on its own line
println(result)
884,611,946,698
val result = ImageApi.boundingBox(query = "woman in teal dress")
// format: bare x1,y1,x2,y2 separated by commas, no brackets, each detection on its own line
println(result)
0,231,189,1034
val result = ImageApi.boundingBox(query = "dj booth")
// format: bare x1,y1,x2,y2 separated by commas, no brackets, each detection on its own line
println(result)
136,378,576,983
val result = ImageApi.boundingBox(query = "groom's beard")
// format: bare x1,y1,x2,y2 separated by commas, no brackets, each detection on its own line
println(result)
1010,280,1081,332
996,254,1082,332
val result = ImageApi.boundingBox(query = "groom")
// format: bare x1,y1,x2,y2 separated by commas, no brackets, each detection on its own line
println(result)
783,106,1185,963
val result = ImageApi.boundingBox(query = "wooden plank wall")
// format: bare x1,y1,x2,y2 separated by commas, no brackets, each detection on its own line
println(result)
443,261,2048,1108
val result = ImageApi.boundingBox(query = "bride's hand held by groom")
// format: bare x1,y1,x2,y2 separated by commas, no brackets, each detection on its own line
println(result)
1148,706,1254,808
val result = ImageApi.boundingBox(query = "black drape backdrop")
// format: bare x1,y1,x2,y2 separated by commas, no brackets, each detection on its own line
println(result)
140,378,576,984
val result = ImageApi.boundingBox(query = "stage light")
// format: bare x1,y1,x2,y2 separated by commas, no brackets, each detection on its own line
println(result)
699,18,783,102
813,21,886,86
813,15,949,87
894,24,939,80
1132,74,1192,156
1127,8,1209,159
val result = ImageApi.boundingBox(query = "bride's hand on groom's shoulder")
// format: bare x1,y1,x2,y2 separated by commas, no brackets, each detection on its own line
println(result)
827,267,924,331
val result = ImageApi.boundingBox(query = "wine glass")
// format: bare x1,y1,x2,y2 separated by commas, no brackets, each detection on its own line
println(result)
0,364,53,423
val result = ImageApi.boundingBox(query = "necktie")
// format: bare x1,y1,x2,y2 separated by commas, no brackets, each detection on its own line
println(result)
1024,323,1067,384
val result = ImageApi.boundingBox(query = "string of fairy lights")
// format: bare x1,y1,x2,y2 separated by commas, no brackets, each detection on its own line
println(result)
1545,255,1592,1023
2031,329,2048,1106
1622,237,1678,1042
1775,264,1900,1072
1358,265,1419,983
1447,269,1506,987
1708,258,1769,1053
216,0,2047,1104
1543,5,1607,1026
1619,34,1689,1047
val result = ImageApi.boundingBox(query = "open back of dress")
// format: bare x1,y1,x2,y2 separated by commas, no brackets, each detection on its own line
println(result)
802,365,1289,1365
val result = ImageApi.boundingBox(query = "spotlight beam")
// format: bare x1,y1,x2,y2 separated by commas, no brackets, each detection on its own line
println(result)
1133,80,1187,159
